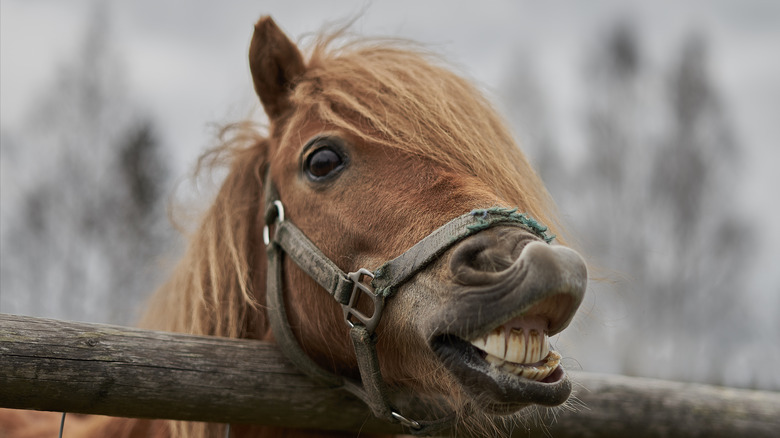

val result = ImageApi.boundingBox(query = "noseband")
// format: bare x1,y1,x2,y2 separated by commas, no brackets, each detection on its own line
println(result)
262,174,553,434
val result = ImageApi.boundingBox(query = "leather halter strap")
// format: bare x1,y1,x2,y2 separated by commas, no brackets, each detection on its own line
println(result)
371,206,554,299
262,173,553,434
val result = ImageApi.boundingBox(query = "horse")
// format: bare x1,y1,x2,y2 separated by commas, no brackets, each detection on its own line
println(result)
0,16,587,438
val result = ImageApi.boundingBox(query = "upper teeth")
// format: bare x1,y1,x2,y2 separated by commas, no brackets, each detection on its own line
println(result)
470,327,559,381
471,327,549,364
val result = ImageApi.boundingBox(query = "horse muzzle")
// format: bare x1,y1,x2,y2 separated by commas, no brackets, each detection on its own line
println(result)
265,194,585,425
427,227,587,413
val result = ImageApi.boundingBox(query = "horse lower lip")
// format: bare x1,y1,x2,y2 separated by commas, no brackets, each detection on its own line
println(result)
431,335,572,411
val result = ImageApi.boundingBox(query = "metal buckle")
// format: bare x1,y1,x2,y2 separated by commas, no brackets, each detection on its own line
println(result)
263,200,285,245
343,268,384,333
391,411,421,430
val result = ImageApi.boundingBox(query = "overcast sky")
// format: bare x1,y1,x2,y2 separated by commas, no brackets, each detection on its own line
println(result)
3,0,778,286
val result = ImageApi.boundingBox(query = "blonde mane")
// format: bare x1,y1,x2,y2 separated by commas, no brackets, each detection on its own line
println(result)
140,124,268,339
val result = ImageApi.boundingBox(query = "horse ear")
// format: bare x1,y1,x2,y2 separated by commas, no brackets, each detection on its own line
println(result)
249,16,306,120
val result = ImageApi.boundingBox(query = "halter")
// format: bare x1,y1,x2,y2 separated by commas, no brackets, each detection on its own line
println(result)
262,173,554,435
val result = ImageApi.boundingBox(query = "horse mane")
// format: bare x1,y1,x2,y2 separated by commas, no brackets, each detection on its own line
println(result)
140,122,268,339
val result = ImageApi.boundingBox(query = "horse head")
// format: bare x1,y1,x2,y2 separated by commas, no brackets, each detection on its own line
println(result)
241,16,587,431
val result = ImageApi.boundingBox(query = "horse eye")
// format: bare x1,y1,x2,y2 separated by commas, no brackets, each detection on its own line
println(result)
305,147,344,180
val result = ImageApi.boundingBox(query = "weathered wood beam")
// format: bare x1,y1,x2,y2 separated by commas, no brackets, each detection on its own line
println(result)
1,314,778,437
536,372,780,438
0,313,399,434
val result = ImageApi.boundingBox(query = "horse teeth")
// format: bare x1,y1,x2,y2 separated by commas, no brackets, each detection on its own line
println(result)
472,327,550,363
501,361,519,374
485,353,505,367
518,367,540,380
527,329,541,363
495,350,562,382
470,326,560,381
471,334,487,351
482,328,506,359
505,329,527,363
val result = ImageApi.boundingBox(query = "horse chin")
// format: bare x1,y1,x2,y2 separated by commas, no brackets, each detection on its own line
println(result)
430,334,572,414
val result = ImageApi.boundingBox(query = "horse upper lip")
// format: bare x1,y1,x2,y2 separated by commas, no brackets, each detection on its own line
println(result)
428,242,587,342
467,289,581,340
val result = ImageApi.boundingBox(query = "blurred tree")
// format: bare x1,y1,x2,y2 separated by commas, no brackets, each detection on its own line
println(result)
500,52,563,191
642,32,750,384
0,4,173,325
501,22,753,387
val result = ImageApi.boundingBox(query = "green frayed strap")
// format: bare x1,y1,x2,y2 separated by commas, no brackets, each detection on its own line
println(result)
468,207,555,244
373,206,556,299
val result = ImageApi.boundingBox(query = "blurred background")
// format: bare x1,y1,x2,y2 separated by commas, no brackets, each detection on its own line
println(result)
2,0,778,391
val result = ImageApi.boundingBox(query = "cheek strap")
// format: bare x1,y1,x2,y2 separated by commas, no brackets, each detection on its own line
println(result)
265,212,450,434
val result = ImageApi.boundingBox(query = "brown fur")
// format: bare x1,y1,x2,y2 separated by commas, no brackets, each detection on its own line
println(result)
1,16,565,438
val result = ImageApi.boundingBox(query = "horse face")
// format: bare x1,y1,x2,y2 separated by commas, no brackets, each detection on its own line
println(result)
250,16,587,418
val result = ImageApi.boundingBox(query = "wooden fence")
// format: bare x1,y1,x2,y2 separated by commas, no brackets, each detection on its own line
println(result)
1,313,778,437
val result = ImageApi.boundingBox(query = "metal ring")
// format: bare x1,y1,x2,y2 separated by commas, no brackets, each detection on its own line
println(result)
263,226,271,246
273,200,285,223
391,411,421,429
263,200,286,246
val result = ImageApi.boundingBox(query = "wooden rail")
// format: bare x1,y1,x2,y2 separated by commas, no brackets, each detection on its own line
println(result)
1,313,778,437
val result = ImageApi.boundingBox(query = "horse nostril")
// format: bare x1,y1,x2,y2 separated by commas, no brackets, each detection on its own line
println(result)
450,231,522,285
